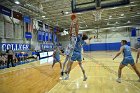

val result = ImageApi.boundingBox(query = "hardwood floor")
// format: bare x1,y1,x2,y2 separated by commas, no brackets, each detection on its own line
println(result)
0,51,140,93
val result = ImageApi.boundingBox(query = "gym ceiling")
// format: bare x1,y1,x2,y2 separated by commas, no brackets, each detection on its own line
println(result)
0,0,140,31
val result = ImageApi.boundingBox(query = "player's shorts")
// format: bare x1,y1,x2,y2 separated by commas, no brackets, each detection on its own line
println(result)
54,56,60,63
71,51,82,62
121,57,135,66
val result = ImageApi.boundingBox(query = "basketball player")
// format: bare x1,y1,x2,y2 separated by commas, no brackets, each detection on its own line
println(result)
52,46,64,69
113,40,140,83
52,46,64,79
63,33,92,81
61,14,78,76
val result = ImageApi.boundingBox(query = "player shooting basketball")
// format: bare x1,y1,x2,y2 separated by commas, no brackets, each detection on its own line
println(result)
62,14,92,81
61,14,78,76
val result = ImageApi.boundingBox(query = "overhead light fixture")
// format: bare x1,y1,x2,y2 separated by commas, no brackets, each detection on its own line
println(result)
79,22,84,23
115,21,119,24
104,19,108,20
119,16,125,19
15,1,20,4
121,14,124,16
77,12,83,14
109,16,112,18
42,16,45,18
127,21,131,23
65,12,69,15
130,2,134,4
109,16,112,19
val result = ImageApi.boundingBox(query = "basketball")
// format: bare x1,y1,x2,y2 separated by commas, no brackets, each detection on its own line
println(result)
71,14,76,20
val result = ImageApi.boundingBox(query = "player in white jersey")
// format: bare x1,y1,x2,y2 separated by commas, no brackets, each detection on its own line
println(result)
61,14,78,76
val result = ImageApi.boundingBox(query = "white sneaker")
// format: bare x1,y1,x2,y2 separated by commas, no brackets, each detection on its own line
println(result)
116,78,121,83
64,74,69,80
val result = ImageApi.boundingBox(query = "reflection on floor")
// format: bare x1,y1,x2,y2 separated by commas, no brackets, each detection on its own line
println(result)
0,51,140,93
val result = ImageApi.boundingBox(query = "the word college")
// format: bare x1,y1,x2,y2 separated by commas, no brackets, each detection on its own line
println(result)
0,43,30,51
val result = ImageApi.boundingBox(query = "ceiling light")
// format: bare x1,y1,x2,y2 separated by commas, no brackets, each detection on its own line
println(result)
119,16,125,19
109,16,112,19
121,14,124,16
130,2,134,4
42,16,45,18
104,19,108,20
115,21,119,24
15,1,20,4
65,12,69,14
127,21,131,23
109,16,112,18
77,13,83,14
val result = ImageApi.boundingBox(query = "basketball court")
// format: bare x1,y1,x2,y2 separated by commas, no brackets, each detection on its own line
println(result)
0,0,140,93
0,52,140,93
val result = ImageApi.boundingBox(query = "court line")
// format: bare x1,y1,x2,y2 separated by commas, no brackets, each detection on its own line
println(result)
84,53,140,92
47,62,83,93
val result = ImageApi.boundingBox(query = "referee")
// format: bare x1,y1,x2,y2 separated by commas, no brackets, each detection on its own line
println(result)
6,46,15,68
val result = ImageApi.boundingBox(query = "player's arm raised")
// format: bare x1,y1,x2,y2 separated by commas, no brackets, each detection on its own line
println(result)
69,22,73,37
75,19,79,36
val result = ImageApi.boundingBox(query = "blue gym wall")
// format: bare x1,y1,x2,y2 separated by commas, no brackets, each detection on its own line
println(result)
59,27,140,51
83,42,131,51
82,28,131,51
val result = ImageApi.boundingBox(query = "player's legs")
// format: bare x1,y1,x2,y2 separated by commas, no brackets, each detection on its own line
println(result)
52,57,57,68
65,60,73,74
78,61,87,81
65,52,77,74
52,61,56,68
116,64,125,83
131,64,140,79
128,58,140,79
77,52,87,81
58,61,63,79
64,61,73,80
118,64,125,78
62,55,69,72
58,61,62,70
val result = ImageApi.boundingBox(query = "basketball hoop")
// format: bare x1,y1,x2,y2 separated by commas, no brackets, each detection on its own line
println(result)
93,9,103,21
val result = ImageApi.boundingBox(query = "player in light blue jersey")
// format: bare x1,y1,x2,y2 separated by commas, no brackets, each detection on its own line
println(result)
52,46,65,79
113,40,140,83
64,33,92,81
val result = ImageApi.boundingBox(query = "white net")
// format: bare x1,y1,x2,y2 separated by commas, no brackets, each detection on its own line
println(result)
93,9,103,21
